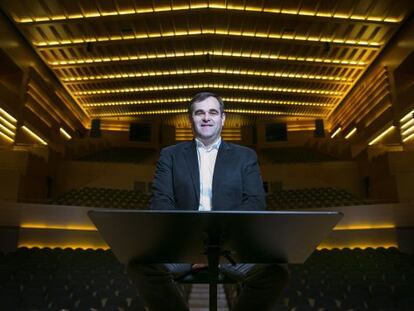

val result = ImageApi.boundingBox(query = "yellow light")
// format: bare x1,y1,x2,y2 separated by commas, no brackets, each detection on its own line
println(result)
50,51,365,67
400,109,414,123
334,224,395,231
15,6,402,24
34,17,49,22
21,125,48,145
401,118,414,129
63,68,350,83
0,107,17,123
0,115,17,130
18,243,109,250
317,244,398,250
92,109,187,117
384,18,400,23
402,125,414,136
0,131,14,143
0,123,15,137
403,132,414,142
20,224,96,231
345,127,357,139
330,127,341,138
368,125,394,145
33,29,382,47
92,108,322,118
225,109,322,117
74,84,342,96
59,127,72,140
84,98,189,107
83,97,332,108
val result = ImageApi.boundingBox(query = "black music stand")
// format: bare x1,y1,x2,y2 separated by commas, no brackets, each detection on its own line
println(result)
88,210,342,311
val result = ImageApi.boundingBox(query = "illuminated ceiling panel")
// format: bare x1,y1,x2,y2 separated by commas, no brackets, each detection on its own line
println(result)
0,0,412,125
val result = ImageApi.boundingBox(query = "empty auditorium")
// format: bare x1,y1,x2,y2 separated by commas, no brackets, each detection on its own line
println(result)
0,1,414,310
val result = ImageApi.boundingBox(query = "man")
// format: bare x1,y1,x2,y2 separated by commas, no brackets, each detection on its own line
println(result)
128,92,289,311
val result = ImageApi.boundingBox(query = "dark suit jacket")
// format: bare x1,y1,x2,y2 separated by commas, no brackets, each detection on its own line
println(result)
150,140,266,211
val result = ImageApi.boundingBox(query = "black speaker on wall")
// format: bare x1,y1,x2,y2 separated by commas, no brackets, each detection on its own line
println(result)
130,123,151,142
314,119,325,137
90,119,101,137
265,123,287,141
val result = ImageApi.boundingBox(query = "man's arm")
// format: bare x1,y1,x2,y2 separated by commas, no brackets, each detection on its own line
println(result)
241,149,266,211
150,148,176,210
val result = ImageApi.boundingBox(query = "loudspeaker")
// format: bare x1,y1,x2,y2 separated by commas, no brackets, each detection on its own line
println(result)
265,123,287,141
130,123,151,142
314,119,325,137
90,119,101,137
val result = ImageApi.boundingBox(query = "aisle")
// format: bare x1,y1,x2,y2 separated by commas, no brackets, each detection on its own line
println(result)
188,284,229,311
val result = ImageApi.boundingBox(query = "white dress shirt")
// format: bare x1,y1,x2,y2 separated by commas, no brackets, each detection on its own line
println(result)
195,137,221,211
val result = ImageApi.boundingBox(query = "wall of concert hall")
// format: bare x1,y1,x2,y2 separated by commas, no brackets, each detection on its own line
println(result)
0,9,414,209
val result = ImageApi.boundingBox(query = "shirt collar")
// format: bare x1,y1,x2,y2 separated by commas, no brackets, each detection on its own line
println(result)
195,137,221,152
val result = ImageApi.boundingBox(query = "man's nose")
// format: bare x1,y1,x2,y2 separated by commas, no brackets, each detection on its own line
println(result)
202,113,211,121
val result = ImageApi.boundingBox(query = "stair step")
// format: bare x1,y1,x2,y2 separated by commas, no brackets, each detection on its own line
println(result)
188,284,229,311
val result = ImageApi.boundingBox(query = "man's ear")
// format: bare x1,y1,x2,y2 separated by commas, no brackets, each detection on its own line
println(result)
221,112,226,126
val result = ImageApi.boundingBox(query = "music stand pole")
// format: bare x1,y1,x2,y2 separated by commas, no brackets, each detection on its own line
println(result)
206,244,220,311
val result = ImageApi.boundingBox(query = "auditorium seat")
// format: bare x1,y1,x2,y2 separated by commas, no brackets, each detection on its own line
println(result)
49,187,151,209
76,147,157,164
260,147,337,164
0,247,413,310
267,187,366,210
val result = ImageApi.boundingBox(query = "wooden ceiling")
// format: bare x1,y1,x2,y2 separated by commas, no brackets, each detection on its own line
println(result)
1,0,413,127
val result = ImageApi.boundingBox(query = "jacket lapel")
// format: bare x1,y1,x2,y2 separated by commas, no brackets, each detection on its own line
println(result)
212,141,231,209
183,141,199,207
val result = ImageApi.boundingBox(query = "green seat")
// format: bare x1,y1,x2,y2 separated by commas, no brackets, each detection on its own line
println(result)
175,268,237,284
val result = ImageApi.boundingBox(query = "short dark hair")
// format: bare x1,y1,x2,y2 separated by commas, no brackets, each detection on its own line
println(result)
188,92,224,114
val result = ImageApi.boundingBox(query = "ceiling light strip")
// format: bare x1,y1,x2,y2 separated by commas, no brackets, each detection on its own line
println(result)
400,109,414,123
50,51,366,67
83,98,332,107
0,115,17,131
368,125,394,146
73,85,342,96
402,125,414,136
92,109,323,118
62,69,351,83
403,132,414,142
345,127,357,139
226,109,322,117
0,107,17,123
16,5,401,24
0,123,16,137
21,126,48,145
400,118,414,130
34,29,382,47
0,131,14,143
330,127,341,138
59,127,72,140
93,109,187,117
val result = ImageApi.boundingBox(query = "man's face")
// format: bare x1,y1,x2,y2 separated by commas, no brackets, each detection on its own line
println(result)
190,96,225,145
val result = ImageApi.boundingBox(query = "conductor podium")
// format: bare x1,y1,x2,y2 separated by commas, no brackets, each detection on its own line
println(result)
88,210,342,311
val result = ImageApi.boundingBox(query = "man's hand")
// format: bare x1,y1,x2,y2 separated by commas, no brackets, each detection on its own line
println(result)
192,263,208,270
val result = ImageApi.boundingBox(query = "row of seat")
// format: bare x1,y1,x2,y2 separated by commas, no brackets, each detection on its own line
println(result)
260,147,337,164
1,247,413,310
0,248,143,310
74,146,336,165
49,187,150,209
77,147,157,164
228,247,414,311
267,187,366,209
49,186,367,210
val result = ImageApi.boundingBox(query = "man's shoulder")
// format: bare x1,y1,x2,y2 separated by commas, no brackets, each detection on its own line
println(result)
223,142,257,156
161,141,193,154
